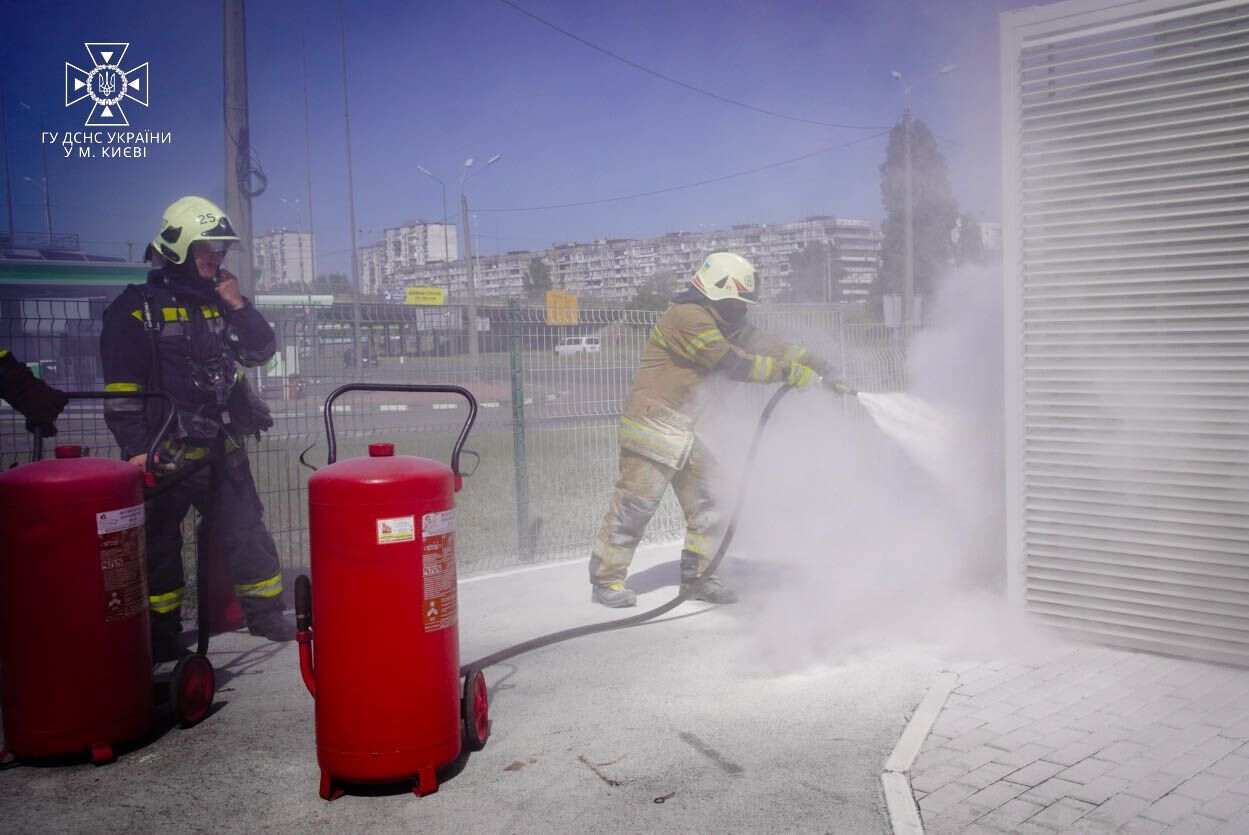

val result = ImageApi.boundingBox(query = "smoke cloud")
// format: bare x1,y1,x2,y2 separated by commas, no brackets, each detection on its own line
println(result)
705,266,1059,670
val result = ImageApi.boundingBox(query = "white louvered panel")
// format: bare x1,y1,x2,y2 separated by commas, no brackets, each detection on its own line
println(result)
1003,0,1249,665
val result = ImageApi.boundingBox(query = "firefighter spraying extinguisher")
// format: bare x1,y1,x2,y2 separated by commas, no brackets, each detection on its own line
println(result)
296,384,488,800
0,392,214,766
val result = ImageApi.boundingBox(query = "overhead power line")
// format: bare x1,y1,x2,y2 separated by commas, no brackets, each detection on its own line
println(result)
499,0,889,132
477,130,890,213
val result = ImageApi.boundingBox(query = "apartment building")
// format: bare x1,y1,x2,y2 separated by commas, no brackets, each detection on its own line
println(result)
253,229,314,289
392,216,881,304
359,219,458,295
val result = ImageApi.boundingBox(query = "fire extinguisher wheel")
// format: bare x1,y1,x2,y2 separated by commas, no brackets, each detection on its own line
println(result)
170,653,216,727
462,668,489,751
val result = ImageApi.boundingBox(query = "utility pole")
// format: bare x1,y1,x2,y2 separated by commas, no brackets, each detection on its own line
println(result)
338,0,362,371
902,107,914,329
461,190,479,380
223,0,256,297
0,74,15,243
300,27,318,288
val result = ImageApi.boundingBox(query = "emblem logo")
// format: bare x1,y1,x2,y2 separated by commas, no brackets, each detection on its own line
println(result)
65,43,149,127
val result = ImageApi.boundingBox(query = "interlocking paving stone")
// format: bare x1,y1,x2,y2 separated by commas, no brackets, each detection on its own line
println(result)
1116,817,1166,834
1067,774,1131,805
1018,776,1083,806
1197,790,1249,823
1027,796,1095,829
992,741,1056,768
1175,772,1239,802
1124,770,1189,803
1207,753,1249,779
910,762,972,794
949,744,1004,771
917,780,980,816
1140,792,1201,825
975,797,1045,831
1056,756,1116,785
1080,792,1153,828
1005,759,1067,788
1043,740,1104,767
908,650,1249,834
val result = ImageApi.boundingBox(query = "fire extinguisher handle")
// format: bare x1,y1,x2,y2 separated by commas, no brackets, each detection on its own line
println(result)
322,384,478,475
39,391,178,468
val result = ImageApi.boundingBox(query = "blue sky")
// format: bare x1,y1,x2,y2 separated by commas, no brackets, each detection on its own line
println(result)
1,0,1029,275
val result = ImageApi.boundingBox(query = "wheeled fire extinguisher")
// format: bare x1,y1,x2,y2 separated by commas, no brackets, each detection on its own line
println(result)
296,384,488,800
0,392,214,765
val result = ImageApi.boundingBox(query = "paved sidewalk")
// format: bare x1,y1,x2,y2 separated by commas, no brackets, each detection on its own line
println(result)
905,644,1249,834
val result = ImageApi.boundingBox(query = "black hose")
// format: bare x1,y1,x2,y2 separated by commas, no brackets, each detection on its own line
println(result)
459,384,794,675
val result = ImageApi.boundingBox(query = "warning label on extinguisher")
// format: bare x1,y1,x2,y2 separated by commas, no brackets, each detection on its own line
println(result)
97,504,147,623
377,515,416,545
422,510,457,633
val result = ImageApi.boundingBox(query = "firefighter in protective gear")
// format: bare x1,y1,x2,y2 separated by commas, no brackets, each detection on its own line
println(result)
100,195,294,661
589,252,851,607
0,348,69,436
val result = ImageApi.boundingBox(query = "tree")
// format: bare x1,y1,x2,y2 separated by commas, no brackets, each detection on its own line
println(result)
877,115,959,308
313,273,354,295
522,257,552,300
954,211,986,266
785,240,844,303
631,270,680,311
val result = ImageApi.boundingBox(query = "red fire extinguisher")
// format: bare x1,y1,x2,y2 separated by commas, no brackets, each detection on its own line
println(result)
297,384,488,800
0,392,214,765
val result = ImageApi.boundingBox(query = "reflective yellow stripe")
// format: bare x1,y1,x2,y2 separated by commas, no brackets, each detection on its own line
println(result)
105,382,142,392
684,533,713,556
235,574,283,598
149,588,185,614
689,329,723,350
0,349,9,358
649,326,669,348
592,538,633,565
201,305,221,318
747,355,774,382
163,307,186,322
783,346,808,363
131,309,144,321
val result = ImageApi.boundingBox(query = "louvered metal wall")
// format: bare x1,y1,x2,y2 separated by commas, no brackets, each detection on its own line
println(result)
1001,0,1249,665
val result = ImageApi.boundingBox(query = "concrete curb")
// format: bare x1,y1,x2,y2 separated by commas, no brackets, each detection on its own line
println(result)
881,671,958,835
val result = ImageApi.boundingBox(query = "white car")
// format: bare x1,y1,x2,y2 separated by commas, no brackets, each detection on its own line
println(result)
554,336,601,356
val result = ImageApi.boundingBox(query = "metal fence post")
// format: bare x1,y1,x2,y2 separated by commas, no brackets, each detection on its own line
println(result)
508,299,533,560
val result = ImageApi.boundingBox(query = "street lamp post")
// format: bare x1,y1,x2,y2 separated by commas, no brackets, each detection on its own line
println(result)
890,64,956,331
19,102,52,245
416,165,451,299
460,154,501,382
22,176,51,242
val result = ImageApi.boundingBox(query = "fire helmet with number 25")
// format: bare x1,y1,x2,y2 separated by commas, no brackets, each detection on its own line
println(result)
146,195,241,265
689,252,759,304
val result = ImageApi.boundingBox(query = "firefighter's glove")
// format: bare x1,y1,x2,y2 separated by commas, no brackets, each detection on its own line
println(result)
785,362,818,391
10,379,70,433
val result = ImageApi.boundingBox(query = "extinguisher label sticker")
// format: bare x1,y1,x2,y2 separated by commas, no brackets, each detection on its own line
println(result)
422,510,457,632
376,515,416,544
96,503,147,622
96,504,145,535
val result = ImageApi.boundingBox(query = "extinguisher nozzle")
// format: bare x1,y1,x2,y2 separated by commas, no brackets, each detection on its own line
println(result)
295,574,312,631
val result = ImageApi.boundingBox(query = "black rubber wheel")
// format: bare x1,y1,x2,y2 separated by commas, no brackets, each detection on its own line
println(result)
461,667,489,751
170,653,215,727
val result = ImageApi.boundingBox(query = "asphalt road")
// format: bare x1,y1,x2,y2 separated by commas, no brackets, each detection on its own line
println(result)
0,547,939,833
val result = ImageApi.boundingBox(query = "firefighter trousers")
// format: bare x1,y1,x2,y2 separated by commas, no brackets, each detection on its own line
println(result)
589,443,721,586
145,446,284,625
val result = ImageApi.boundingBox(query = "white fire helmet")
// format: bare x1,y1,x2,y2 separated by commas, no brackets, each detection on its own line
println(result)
690,252,759,304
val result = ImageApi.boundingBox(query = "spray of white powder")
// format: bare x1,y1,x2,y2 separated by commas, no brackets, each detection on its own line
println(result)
703,265,1061,671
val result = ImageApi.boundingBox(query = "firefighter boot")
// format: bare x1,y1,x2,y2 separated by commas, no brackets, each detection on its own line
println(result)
680,550,738,604
591,583,637,608
150,609,186,663
243,599,297,642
